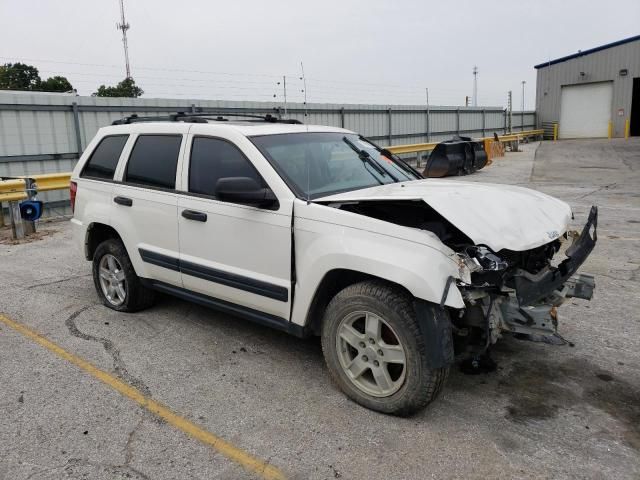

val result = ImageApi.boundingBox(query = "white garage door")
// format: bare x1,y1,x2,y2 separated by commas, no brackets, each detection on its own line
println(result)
559,82,613,138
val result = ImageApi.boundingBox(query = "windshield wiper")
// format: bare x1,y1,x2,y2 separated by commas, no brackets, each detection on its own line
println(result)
343,137,398,181
360,136,423,179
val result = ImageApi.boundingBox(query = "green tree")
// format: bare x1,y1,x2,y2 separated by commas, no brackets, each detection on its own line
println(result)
0,62,41,90
0,62,75,93
93,77,144,98
39,75,74,93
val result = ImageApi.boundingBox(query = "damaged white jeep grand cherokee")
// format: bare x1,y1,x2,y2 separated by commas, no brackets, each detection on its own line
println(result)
70,113,596,416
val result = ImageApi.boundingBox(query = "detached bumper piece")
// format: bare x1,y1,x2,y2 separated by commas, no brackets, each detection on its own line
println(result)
563,273,596,301
512,206,598,307
422,137,488,178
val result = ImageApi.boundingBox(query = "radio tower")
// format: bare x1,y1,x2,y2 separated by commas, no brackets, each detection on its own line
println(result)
116,0,131,78
472,66,478,106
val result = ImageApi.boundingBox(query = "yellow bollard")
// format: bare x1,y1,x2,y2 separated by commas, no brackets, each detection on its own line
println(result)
608,121,613,139
625,119,630,139
553,123,558,141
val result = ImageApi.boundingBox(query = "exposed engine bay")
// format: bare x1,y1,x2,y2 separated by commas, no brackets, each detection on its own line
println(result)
328,199,598,360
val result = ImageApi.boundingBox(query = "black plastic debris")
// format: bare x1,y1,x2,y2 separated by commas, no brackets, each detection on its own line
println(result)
423,136,488,177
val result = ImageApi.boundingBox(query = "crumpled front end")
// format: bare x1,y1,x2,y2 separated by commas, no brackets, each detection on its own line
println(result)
452,206,598,356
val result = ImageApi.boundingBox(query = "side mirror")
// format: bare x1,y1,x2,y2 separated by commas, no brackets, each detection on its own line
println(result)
214,177,278,208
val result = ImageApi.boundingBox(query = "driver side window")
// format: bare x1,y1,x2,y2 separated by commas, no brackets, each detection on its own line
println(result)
188,137,264,197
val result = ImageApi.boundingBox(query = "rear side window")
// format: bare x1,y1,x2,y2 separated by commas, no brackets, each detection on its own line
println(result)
81,135,128,180
189,137,263,197
124,135,182,189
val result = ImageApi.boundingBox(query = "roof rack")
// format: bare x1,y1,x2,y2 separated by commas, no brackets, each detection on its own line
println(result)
112,112,303,125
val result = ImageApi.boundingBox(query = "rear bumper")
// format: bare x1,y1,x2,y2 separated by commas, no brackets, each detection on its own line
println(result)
512,205,597,306
70,217,86,257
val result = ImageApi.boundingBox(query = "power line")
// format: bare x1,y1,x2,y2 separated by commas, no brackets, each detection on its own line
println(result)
0,54,511,105
0,56,284,79
0,56,509,106
33,69,486,99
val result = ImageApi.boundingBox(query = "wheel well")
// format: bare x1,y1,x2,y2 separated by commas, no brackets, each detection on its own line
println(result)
85,223,122,260
305,269,413,336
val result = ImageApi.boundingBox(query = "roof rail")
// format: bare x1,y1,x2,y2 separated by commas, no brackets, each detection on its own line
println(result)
112,112,303,125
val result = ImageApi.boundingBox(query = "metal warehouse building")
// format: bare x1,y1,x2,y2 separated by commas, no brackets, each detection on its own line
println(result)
535,34,640,139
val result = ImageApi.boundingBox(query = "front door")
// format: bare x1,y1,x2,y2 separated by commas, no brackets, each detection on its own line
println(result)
177,134,293,320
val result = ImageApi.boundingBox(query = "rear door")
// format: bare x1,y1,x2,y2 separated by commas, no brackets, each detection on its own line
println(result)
176,128,294,321
111,125,188,286
75,133,130,228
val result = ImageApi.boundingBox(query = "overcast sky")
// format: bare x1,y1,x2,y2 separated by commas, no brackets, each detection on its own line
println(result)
1,0,638,108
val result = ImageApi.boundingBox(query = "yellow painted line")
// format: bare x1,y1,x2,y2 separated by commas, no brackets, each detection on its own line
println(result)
0,313,286,480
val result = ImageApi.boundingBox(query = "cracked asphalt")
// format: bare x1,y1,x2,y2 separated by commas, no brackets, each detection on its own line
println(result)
1,138,639,479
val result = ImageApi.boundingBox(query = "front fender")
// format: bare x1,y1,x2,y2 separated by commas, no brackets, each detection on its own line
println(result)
291,215,464,327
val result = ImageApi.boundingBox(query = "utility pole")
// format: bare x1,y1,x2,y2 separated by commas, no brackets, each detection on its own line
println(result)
116,0,131,78
299,62,308,117
425,87,430,142
275,76,288,117
283,76,287,116
465,96,470,107
521,80,526,130
507,90,513,133
472,66,478,107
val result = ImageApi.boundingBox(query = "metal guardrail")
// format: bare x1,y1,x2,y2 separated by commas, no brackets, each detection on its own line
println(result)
28,173,72,192
0,173,71,239
385,129,545,155
0,178,28,202
0,173,71,197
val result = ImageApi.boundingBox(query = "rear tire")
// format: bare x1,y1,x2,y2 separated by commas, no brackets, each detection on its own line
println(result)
92,238,155,312
321,280,449,416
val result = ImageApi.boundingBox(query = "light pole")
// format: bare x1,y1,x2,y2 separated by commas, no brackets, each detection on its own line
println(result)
472,66,478,107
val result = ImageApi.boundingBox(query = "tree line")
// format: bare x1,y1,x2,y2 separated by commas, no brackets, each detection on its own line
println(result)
0,62,144,97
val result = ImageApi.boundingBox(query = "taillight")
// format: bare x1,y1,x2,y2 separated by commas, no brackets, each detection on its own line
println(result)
70,181,77,213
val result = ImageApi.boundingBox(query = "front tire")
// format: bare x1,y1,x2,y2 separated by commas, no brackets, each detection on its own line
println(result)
321,280,449,416
92,238,155,312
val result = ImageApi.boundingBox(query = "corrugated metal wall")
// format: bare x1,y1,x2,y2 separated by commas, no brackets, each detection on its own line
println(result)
0,91,535,216
535,37,640,137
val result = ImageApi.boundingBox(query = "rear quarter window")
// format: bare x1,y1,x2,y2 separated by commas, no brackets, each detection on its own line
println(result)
81,135,129,180
124,135,182,190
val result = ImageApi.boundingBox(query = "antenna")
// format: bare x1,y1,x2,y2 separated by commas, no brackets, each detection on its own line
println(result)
116,0,131,78
299,62,308,117
472,66,478,106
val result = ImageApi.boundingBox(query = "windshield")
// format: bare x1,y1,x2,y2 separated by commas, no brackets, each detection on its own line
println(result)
250,132,421,199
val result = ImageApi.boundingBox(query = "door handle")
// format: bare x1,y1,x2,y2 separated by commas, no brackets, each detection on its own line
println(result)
181,209,207,222
114,196,133,207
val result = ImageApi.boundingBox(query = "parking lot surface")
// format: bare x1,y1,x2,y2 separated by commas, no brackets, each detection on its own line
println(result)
1,139,639,479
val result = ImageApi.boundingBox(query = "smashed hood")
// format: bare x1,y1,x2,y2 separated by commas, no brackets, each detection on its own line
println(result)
316,179,573,252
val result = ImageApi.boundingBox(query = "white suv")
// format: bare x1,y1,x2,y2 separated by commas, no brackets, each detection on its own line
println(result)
70,113,597,415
